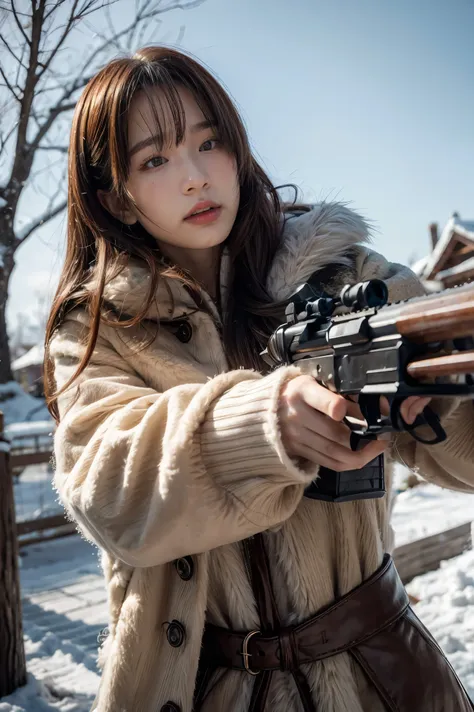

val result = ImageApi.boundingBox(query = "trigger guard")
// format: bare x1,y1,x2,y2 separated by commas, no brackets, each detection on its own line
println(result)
389,401,447,445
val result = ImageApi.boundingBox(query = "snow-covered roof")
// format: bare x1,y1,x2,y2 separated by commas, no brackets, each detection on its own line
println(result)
11,343,44,371
422,214,474,280
411,255,429,276
436,255,474,281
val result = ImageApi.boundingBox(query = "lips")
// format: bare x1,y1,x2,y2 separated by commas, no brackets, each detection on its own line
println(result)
184,205,222,226
184,201,220,219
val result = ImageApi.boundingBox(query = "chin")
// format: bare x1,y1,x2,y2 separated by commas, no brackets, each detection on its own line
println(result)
184,223,233,250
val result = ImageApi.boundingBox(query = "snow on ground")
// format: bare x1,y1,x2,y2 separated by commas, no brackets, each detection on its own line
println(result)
0,537,104,712
406,548,474,698
1,462,473,710
391,464,474,545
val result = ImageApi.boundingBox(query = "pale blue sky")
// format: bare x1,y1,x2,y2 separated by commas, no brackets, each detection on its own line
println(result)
8,0,474,329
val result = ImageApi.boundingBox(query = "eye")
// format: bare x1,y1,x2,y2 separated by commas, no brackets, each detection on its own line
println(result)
142,155,167,170
200,138,219,152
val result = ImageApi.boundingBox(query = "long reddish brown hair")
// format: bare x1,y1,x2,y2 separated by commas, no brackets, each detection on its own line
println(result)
44,46,305,421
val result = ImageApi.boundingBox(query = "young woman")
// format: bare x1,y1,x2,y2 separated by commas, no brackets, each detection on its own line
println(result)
45,46,474,712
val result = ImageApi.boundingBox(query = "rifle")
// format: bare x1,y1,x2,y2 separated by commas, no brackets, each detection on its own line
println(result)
261,279,474,503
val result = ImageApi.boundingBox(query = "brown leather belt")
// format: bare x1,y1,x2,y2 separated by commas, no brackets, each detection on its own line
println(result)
201,554,407,675
195,540,473,712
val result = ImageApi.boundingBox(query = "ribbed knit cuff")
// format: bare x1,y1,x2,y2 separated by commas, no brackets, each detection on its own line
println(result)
200,366,318,485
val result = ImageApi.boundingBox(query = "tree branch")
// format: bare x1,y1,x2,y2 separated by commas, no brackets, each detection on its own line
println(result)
15,197,67,246
0,66,21,101
35,0,81,80
30,100,77,151
36,144,68,154
10,0,31,47
76,0,204,76
0,33,28,69
0,122,19,158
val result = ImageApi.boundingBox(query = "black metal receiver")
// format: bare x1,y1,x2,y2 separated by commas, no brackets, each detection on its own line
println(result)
261,279,474,503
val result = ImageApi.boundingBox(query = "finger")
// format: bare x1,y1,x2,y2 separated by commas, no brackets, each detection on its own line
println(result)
380,396,390,417
296,425,357,461
294,401,352,447
294,438,388,471
295,428,388,470
292,442,351,470
400,397,432,425
301,381,349,422
354,439,389,465
344,399,365,421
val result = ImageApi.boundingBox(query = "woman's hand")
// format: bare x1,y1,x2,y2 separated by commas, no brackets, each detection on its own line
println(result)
279,376,388,470
279,376,432,470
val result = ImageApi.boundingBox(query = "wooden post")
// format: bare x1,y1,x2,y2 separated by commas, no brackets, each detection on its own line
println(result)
0,411,27,696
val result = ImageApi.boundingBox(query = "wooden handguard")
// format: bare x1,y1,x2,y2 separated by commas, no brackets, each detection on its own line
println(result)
406,350,474,379
397,284,474,343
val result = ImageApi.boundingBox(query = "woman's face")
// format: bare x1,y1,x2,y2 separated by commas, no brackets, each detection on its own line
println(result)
123,86,240,254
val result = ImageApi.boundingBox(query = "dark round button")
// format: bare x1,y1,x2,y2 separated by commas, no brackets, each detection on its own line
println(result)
160,703,180,712
167,620,185,648
175,321,192,343
175,556,194,581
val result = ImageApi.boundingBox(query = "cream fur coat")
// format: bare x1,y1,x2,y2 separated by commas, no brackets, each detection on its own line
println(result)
51,204,474,712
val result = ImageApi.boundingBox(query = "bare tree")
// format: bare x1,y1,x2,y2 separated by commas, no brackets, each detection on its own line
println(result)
0,0,205,386
0,0,205,698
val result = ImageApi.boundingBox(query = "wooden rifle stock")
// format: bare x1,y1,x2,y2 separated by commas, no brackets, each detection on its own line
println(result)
406,350,474,379
397,284,474,342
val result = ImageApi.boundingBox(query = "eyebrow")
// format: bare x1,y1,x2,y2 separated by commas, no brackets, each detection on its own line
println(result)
129,120,215,158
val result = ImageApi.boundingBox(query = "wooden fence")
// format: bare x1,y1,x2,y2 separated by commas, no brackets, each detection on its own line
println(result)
5,421,72,547
394,521,472,583
8,425,54,477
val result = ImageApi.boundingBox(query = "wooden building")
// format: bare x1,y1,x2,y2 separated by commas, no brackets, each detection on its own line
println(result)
413,213,474,288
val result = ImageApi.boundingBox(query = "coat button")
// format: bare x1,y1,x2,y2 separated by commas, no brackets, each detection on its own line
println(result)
175,556,194,581
160,704,180,712
175,321,192,343
167,620,186,647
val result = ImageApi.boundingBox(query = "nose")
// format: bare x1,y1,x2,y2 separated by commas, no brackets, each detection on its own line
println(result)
180,155,209,194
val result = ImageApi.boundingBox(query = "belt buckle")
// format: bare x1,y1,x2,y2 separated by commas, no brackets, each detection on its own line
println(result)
241,630,261,675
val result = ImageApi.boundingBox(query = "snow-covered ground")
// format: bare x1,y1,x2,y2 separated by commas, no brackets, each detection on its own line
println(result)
1,462,473,711
391,463,474,545
0,537,104,712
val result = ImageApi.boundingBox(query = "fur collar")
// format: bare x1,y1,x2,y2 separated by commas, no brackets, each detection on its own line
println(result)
267,201,370,302
97,202,370,320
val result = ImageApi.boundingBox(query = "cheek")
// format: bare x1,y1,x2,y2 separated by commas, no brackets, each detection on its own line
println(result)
129,174,173,216
211,151,235,176
214,155,239,197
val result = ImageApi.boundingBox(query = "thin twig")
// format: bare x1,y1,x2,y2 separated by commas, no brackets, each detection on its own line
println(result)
15,197,67,245
10,0,31,47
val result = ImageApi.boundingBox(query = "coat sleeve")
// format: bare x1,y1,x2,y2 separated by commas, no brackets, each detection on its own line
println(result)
51,311,317,568
355,246,474,492
392,399,474,492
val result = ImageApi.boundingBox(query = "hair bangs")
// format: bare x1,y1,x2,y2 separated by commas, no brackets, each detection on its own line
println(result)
136,63,187,153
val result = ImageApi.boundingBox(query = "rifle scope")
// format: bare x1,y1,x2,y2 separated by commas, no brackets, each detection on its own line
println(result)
339,279,388,310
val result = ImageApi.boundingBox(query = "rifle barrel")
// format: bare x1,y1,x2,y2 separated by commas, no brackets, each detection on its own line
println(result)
406,350,474,379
